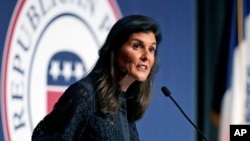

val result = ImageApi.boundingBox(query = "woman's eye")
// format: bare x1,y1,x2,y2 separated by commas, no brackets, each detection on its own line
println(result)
132,43,141,49
149,47,156,53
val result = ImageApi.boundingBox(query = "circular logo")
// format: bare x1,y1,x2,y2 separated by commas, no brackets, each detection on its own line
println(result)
1,1,121,141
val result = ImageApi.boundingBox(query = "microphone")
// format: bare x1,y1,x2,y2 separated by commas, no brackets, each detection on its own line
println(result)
161,86,208,141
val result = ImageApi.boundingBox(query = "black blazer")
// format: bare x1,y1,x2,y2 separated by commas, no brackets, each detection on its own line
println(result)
32,68,140,141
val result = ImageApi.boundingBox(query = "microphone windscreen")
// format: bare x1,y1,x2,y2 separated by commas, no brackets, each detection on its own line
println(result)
161,86,171,97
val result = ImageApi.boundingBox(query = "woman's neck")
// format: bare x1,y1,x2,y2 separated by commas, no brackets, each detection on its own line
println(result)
118,74,135,92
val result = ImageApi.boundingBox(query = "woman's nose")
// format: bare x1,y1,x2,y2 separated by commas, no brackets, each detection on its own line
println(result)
140,50,148,61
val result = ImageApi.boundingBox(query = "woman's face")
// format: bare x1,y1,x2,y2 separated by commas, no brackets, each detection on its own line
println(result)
117,32,157,82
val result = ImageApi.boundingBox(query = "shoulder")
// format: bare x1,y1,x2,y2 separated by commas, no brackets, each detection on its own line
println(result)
64,74,96,99
53,76,96,110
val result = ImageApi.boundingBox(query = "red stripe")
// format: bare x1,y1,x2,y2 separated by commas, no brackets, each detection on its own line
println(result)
47,91,63,114
1,1,26,141
108,0,122,20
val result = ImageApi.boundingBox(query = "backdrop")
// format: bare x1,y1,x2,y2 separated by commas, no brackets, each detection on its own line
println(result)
0,0,196,141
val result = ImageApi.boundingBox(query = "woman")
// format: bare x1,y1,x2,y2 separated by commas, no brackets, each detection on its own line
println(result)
32,14,162,141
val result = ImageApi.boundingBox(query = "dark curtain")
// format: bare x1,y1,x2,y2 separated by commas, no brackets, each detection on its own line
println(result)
196,0,233,141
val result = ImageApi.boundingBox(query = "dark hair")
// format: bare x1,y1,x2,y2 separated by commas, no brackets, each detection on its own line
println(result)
96,15,162,121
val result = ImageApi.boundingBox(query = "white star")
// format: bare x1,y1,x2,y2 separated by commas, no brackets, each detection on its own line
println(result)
49,60,60,81
74,62,85,80
62,61,73,81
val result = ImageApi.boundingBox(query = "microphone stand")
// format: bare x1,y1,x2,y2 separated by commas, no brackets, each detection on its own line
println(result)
161,86,208,141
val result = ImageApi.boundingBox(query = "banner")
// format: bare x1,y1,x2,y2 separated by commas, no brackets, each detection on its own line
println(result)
219,0,250,140
1,1,120,140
